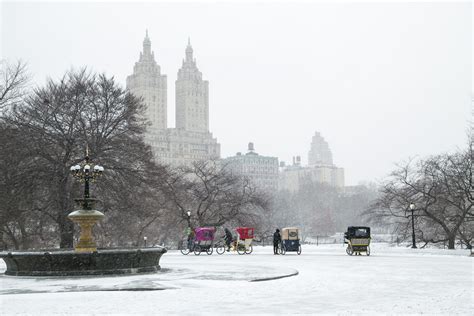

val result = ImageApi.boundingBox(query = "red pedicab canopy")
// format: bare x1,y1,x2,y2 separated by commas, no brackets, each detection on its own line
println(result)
194,227,216,241
236,227,254,240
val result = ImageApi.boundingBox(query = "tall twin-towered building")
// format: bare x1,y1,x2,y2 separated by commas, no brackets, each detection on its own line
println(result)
126,32,344,191
127,32,220,167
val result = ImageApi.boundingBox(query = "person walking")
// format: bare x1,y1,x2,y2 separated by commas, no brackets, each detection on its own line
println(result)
186,228,195,251
273,229,281,255
224,227,233,252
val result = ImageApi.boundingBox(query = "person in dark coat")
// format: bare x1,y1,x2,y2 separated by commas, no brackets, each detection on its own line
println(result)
186,228,195,251
273,229,281,255
224,228,233,251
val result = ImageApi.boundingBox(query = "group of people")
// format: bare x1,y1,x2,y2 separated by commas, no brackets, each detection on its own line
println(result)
186,227,284,254
224,227,285,255
224,227,282,255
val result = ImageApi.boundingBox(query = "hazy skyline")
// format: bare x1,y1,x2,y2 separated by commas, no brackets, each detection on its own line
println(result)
1,1,472,185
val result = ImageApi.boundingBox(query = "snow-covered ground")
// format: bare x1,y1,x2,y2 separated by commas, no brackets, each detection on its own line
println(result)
0,244,472,315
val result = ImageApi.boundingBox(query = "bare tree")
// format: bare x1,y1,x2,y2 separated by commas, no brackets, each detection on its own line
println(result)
271,179,379,239
0,60,29,110
366,144,473,249
2,68,166,248
159,160,269,230
94,162,171,248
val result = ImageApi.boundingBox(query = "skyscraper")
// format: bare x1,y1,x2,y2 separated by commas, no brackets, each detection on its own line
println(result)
126,32,220,167
308,131,333,166
126,30,167,131
175,39,209,133
280,131,344,191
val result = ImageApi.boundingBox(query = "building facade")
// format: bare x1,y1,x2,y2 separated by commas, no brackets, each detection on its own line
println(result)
308,131,333,166
279,163,345,192
126,30,167,131
224,143,279,192
127,32,220,167
146,128,220,166
175,39,209,133
280,131,344,192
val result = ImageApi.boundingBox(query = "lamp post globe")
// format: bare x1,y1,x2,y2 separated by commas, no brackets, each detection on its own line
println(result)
186,210,192,229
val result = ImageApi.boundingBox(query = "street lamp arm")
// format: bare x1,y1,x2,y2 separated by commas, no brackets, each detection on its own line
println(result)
70,150,104,209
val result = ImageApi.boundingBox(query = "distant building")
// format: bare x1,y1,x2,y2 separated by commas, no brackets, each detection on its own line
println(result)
145,128,220,166
279,131,344,191
279,163,344,192
126,30,167,131
224,143,279,192
308,131,333,166
176,39,209,133
127,32,220,166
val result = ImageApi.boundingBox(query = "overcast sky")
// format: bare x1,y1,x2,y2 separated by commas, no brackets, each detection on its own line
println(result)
1,1,472,185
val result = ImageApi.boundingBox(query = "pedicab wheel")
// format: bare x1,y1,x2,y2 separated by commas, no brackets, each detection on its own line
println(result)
346,245,353,256
180,247,190,255
194,245,202,255
297,245,302,255
281,245,286,255
237,245,246,255
216,244,226,255
366,246,370,256
206,247,213,255
245,245,253,254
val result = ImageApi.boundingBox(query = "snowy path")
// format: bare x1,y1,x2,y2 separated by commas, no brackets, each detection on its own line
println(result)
0,244,472,315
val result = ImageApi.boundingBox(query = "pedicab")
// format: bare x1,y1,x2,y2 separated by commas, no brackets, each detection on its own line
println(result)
280,227,302,255
214,228,232,255
344,226,371,256
186,227,216,255
233,227,254,255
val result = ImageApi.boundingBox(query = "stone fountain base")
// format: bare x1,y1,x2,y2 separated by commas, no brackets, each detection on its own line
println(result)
0,247,167,276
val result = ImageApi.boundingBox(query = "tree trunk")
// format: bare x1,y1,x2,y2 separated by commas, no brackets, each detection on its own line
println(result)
59,214,74,248
447,236,456,249
19,223,29,250
58,174,75,248
0,231,5,250
4,226,20,250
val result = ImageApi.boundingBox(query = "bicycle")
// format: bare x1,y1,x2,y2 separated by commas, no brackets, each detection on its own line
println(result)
214,239,227,255
179,237,193,255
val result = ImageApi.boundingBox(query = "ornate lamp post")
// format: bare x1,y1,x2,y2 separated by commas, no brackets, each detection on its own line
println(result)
186,210,192,230
409,203,417,249
68,148,105,252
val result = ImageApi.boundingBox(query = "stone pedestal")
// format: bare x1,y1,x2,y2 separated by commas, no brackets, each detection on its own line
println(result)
68,198,104,252
68,209,104,252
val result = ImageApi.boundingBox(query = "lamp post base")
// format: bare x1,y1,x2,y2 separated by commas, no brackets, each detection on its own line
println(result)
68,209,104,252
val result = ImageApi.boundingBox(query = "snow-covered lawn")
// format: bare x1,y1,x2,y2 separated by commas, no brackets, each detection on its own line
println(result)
0,244,472,315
